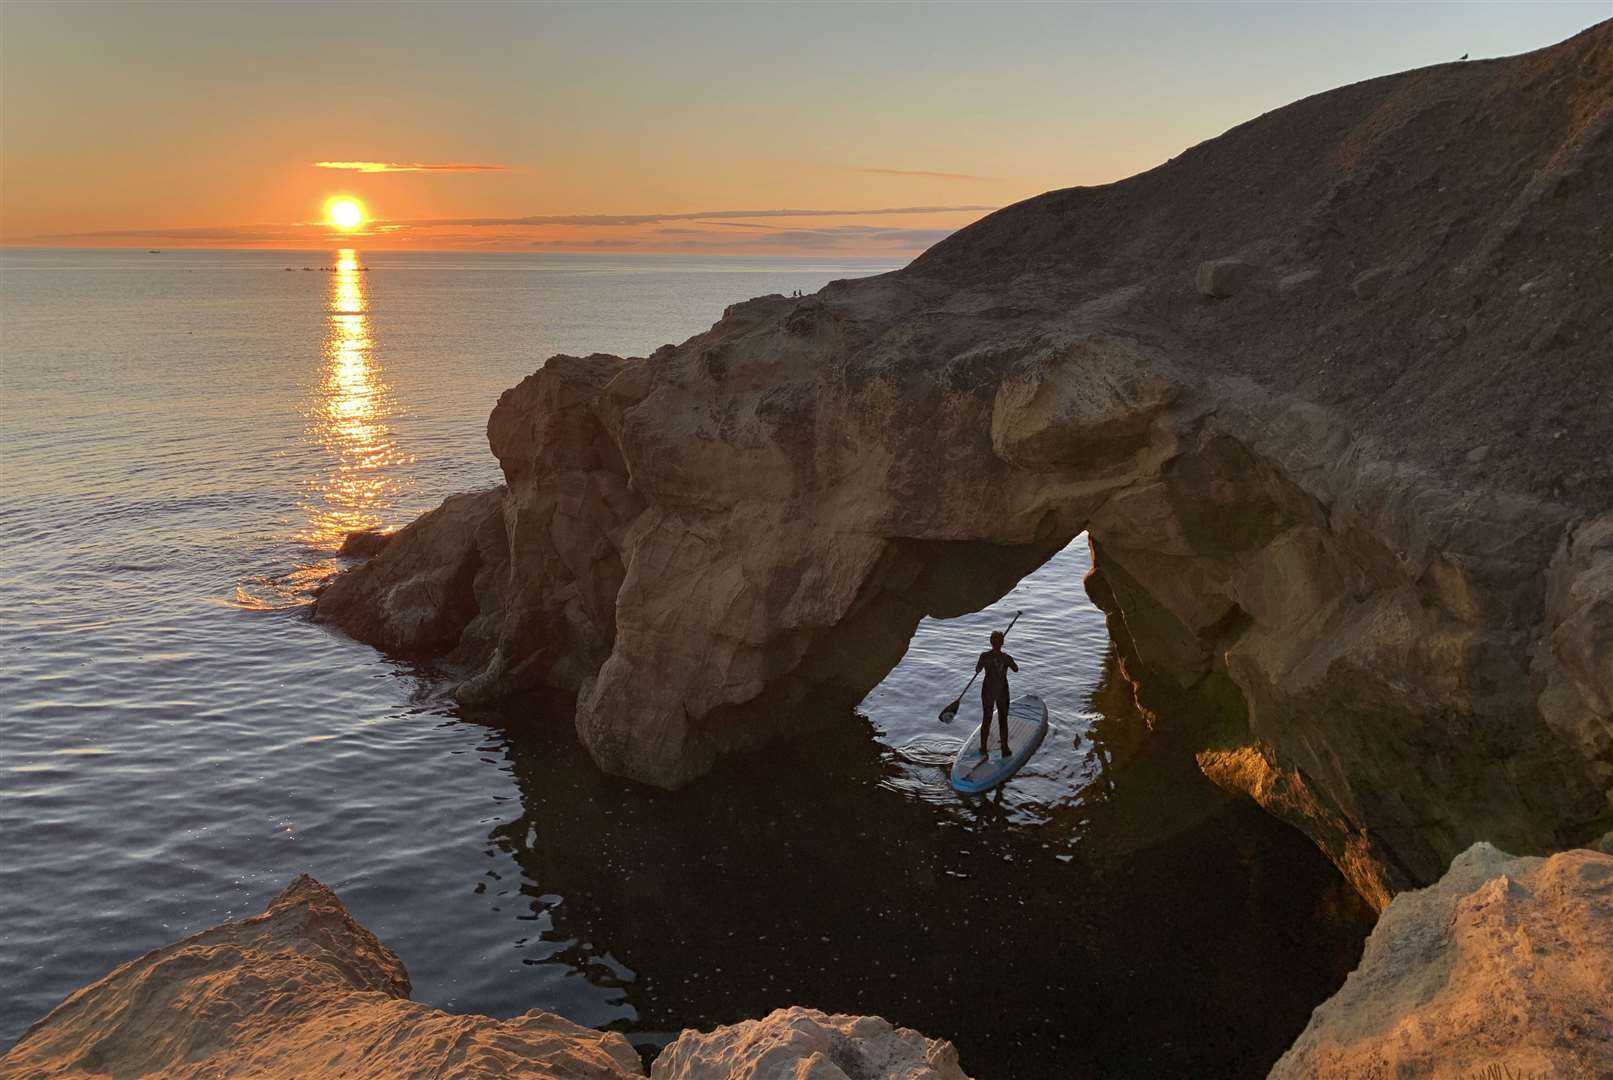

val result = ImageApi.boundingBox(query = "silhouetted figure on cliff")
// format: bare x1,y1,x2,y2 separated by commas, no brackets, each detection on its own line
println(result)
976,631,1018,756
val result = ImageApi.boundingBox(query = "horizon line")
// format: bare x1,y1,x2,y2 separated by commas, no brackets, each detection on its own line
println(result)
0,240,919,259
15,204,999,244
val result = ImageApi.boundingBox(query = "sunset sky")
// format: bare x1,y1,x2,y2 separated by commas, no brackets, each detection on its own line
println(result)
2,1,1604,255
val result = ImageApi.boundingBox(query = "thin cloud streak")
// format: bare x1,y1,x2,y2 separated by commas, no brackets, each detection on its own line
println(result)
532,224,957,252
399,205,996,227
531,232,948,252
27,224,317,243
313,161,509,172
859,167,1001,182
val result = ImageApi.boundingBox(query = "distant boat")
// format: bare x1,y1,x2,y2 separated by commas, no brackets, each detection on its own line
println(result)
147,250,161,254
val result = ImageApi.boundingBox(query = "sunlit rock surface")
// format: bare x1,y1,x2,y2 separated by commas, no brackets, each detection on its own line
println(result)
0,878,972,1080
651,1007,971,1080
0,875,644,1080
1270,840,1613,1078
314,23,1613,905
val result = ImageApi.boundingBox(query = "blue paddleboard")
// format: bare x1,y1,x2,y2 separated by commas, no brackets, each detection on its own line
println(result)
950,694,1049,794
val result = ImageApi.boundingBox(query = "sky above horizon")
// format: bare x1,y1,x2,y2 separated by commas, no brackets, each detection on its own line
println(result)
2,1,1606,255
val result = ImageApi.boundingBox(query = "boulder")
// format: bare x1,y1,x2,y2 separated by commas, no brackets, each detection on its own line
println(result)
312,23,1613,907
1196,257,1256,297
0,876,643,1080
0,880,974,1080
651,1007,971,1080
1270,841,1613,1078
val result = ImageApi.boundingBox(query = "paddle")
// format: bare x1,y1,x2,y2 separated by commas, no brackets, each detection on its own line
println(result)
937,610,1022,723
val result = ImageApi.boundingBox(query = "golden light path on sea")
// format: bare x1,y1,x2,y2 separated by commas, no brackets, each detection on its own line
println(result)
300,248,410,551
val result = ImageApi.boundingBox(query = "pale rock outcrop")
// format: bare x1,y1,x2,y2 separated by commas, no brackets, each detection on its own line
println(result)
0,875,644,1080
314,24,1613,906
651,1008,971,1080
1270,841,1613,1078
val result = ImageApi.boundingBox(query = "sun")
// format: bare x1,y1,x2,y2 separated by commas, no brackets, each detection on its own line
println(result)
324,197,365,230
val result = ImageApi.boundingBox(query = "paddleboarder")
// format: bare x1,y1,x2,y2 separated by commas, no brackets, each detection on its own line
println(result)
976,630,1018,757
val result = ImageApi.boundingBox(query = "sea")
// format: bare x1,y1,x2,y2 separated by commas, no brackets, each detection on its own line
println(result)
0,248,1372,1077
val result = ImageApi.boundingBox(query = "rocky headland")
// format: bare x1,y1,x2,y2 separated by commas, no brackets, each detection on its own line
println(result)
0,877,969,1080
314,22,1612,911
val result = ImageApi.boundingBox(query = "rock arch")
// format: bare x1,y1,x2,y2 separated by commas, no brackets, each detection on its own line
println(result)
314,23,1613,908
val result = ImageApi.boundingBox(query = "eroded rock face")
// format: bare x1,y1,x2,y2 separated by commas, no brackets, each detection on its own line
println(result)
652,1007,971,1080
0,875,644,1080
1270,840,1613,1078
313,24,1613,904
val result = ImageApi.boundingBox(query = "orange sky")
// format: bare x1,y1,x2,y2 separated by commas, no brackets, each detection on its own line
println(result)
2,2,1604,255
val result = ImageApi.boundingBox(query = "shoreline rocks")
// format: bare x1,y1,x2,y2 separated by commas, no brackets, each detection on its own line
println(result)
654,1008,969,1080
1271,839,1613,1078
313,22,1613,907
0,877,972,1080
0,876,644,1080
7,855,1610,1078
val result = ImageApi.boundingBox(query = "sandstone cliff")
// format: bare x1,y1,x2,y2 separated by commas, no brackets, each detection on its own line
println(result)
314,23,1613,907
1271,839,1613,1078
0,878,972,1080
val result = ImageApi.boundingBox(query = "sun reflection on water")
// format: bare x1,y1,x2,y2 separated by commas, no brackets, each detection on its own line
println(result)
234,249,412,609
298,249,412,556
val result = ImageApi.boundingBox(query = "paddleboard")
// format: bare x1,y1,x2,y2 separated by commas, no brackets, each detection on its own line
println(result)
949,694,1049,795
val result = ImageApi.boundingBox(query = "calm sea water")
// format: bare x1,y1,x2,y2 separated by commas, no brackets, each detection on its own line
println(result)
0,248,1371,1077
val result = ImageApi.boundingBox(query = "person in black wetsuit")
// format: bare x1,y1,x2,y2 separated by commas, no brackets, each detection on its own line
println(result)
976,630,1018,756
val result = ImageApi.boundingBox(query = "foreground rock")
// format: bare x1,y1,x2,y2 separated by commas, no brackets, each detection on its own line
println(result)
1271,840,1613,1078
315,24,1613,906
0,878,971,1080
0,875,643,1080
653,1008,969,1080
